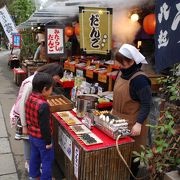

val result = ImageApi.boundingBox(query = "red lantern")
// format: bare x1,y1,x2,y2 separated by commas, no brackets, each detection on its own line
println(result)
74,23,80,36
143,14,156,35
65,26,74,37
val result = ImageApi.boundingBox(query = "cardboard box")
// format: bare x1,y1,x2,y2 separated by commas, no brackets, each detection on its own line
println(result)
47,95,73,112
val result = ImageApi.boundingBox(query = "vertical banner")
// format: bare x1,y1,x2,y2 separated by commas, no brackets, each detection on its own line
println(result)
46,26,65,57
58,127,72,161
0,6,17,43
12,34,21,48
155,0,180,72
79,7,112,55
74,145,79,179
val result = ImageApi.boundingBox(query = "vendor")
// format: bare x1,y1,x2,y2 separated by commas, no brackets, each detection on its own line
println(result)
33,39,47,62
112,44,152,178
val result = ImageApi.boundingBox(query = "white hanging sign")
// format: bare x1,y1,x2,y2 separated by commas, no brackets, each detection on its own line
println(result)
0,6,18,43
74,145,79,179
58,127,72,161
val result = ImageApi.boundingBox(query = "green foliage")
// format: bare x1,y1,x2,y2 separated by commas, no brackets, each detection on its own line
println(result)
19,30,38,61
158,64,180,103
8,0,35,25
133,111,179,180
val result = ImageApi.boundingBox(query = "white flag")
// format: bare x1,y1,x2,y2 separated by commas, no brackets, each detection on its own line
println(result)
0,6,18,43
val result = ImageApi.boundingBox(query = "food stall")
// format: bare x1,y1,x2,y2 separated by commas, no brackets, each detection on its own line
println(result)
47,94,134,180
17,1,161,179
52,110,134,180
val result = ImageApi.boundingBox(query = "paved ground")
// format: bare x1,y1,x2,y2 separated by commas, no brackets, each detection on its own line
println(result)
0,50,28,180
0,50,63,180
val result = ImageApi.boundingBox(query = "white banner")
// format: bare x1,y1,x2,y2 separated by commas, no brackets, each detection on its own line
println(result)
58,127,72,161
0,6,18,43
47,28,64,54
74,145,79,179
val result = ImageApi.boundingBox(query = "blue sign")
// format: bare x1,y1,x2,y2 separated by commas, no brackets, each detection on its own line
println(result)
155,0,180,72
12,34,21,48
14,35,20,47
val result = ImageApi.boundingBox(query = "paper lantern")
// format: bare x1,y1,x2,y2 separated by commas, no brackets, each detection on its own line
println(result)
143,14,156,35
74,23,80,36
65,26,74,37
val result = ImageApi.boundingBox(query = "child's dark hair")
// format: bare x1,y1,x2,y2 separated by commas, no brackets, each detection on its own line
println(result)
37,63,64,78
32,72,53,93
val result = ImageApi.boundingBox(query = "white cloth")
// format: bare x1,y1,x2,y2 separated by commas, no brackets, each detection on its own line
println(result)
119,44,148,64
10,74,34,127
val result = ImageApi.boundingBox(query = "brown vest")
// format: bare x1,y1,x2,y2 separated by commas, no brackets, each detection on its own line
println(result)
40,45,47,62
112,71,148,152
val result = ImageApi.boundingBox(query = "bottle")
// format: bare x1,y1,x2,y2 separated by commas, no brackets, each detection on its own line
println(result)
94,83,99,94
71,86,77,102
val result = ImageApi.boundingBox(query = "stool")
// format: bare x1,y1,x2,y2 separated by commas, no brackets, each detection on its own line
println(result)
13,68,27,86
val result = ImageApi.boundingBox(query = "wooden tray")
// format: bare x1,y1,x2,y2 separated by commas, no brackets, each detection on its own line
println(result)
47,95,73,112
70,124,91,135
77,132,103,146
57,111,82,126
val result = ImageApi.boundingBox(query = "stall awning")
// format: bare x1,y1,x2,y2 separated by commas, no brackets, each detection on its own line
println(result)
17,0,102,29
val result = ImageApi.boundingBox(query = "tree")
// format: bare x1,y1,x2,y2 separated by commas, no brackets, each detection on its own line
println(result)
8,0,35,25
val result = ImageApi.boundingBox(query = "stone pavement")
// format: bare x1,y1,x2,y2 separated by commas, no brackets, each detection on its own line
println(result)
0,49,27,180
0,50,63,180
0,104,18,180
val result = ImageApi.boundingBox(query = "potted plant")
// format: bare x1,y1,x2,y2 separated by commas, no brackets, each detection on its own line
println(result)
133,64,180,180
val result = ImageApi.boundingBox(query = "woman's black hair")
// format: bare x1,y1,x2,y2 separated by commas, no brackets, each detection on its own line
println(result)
32,72,53,93
37,63,64,78
115,51,133,66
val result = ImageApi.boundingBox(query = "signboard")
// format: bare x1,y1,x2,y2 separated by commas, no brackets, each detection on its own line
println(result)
79,7,112,55
74,145,79,179
0,6,17,43
12,34,21,48
86,69,94,78
98,73,107,83
58,127,72,161
46,26,65,56
69,64,75,72
155,0,180,72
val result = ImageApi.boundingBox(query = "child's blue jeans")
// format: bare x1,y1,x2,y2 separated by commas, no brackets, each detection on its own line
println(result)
29,136,54,180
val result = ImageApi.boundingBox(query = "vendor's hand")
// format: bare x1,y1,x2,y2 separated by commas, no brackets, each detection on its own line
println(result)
131,122,142,136
22,126,28,135
46,143,52,149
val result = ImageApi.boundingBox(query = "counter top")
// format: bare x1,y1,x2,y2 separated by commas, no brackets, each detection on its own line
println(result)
53,111,134,152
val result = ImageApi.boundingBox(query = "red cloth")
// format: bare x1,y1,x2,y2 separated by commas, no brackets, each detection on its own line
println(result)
53,111,134,151
13,68,26,74
57,80,74,88
96,102,113,109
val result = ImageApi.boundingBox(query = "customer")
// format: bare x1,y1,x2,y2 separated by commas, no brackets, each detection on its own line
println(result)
10,63,64,171
112,44,152,178
26,72,54,180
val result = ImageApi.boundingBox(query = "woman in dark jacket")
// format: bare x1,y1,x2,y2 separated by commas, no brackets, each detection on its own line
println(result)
112,44,152,178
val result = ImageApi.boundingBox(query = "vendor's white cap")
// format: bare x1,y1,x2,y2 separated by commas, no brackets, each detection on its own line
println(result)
119,44,148,64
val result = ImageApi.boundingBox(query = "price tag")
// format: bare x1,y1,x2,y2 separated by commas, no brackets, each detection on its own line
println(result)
69,64,75,72
95,63,99,69
86,60,91,66
64,63,70,70
107,65,112,73
86,70,93,79
98,73,107,83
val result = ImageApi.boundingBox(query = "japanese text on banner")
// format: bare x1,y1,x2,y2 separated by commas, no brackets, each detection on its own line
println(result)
47,28,64,55
0,6,17,43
